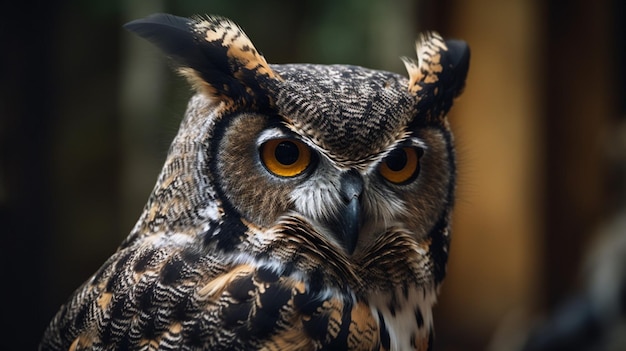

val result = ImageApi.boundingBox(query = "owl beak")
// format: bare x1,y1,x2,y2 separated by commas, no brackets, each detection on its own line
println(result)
336,170,363,255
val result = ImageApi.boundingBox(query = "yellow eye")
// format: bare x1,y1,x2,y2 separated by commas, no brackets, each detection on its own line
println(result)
379,147,421,184
260,138,312,177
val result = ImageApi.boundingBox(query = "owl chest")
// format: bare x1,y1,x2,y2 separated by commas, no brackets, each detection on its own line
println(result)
367,286,437,351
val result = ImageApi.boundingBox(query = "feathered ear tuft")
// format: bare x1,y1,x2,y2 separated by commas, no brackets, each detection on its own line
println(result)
124,13,281,108
402,32,470,121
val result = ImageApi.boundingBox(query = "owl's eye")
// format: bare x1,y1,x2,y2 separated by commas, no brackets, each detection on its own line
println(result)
379,147,422,184
260,138,312,177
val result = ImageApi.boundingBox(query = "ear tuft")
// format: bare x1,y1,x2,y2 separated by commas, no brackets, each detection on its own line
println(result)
403,32,470,121
124,13,280,108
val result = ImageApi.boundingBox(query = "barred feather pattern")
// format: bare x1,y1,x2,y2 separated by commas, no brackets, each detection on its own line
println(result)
41,213,442,350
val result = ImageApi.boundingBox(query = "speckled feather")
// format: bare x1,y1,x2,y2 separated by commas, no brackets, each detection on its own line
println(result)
40,13,469,351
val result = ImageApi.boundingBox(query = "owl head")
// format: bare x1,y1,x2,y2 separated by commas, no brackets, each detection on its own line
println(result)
124,14,469,291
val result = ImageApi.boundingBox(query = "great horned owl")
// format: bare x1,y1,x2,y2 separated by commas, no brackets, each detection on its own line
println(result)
40,13,469,351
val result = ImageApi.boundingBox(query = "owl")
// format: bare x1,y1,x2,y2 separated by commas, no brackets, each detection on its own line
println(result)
40,13,469,351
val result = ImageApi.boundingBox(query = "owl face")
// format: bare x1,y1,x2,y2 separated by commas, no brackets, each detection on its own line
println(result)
210,64,456,256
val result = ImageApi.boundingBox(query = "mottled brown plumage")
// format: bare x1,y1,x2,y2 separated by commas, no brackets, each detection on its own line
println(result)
40,13,469,351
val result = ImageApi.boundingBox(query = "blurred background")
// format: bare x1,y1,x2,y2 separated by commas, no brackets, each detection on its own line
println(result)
1,0,624,350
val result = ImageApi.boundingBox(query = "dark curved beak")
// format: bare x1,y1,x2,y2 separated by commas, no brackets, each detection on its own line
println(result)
335,170,363,255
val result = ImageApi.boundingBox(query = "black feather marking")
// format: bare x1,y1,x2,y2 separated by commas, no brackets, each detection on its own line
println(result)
419,39,470,121
248,307,280,339
160,257,185,285
430,128,456,284
428,327,435,351
434,39,470,115
326,300,352,350
430,214,450,284
142,313,158,340
377,310,391,350
124,14,211,73
72,303,89,331
214,214,247,251
180,248,202,265
222,300,253,328
172,292,195,321
109,294,129,322
117,331,133,350
251,282,292,338
293,288,324,316
137,281,157,311
302,309,331,343
183,320,207,348
388,302,396,317
133,249,156,273
415,306,425,328
410,332,417,348
444,39,470,98
258,281,292,311
226,274,255,301
256,266,280,283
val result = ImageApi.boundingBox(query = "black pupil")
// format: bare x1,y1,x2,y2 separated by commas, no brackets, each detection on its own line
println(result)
386,149,408,171
275,141,299,165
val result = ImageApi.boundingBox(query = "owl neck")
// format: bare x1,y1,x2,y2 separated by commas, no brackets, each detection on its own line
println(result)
122,95,226,247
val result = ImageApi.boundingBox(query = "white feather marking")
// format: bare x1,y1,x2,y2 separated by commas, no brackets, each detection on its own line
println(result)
409,137,428,150
369,286,438,351
255,127,289,147
148,232,195,248
290,158,343,222
198,203,222,222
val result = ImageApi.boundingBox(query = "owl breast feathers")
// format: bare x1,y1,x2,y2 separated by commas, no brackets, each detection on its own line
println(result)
40,13,469,351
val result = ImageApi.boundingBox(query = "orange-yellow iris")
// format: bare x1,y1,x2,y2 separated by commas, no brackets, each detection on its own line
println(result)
261,138,312,177
379,147,421,184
